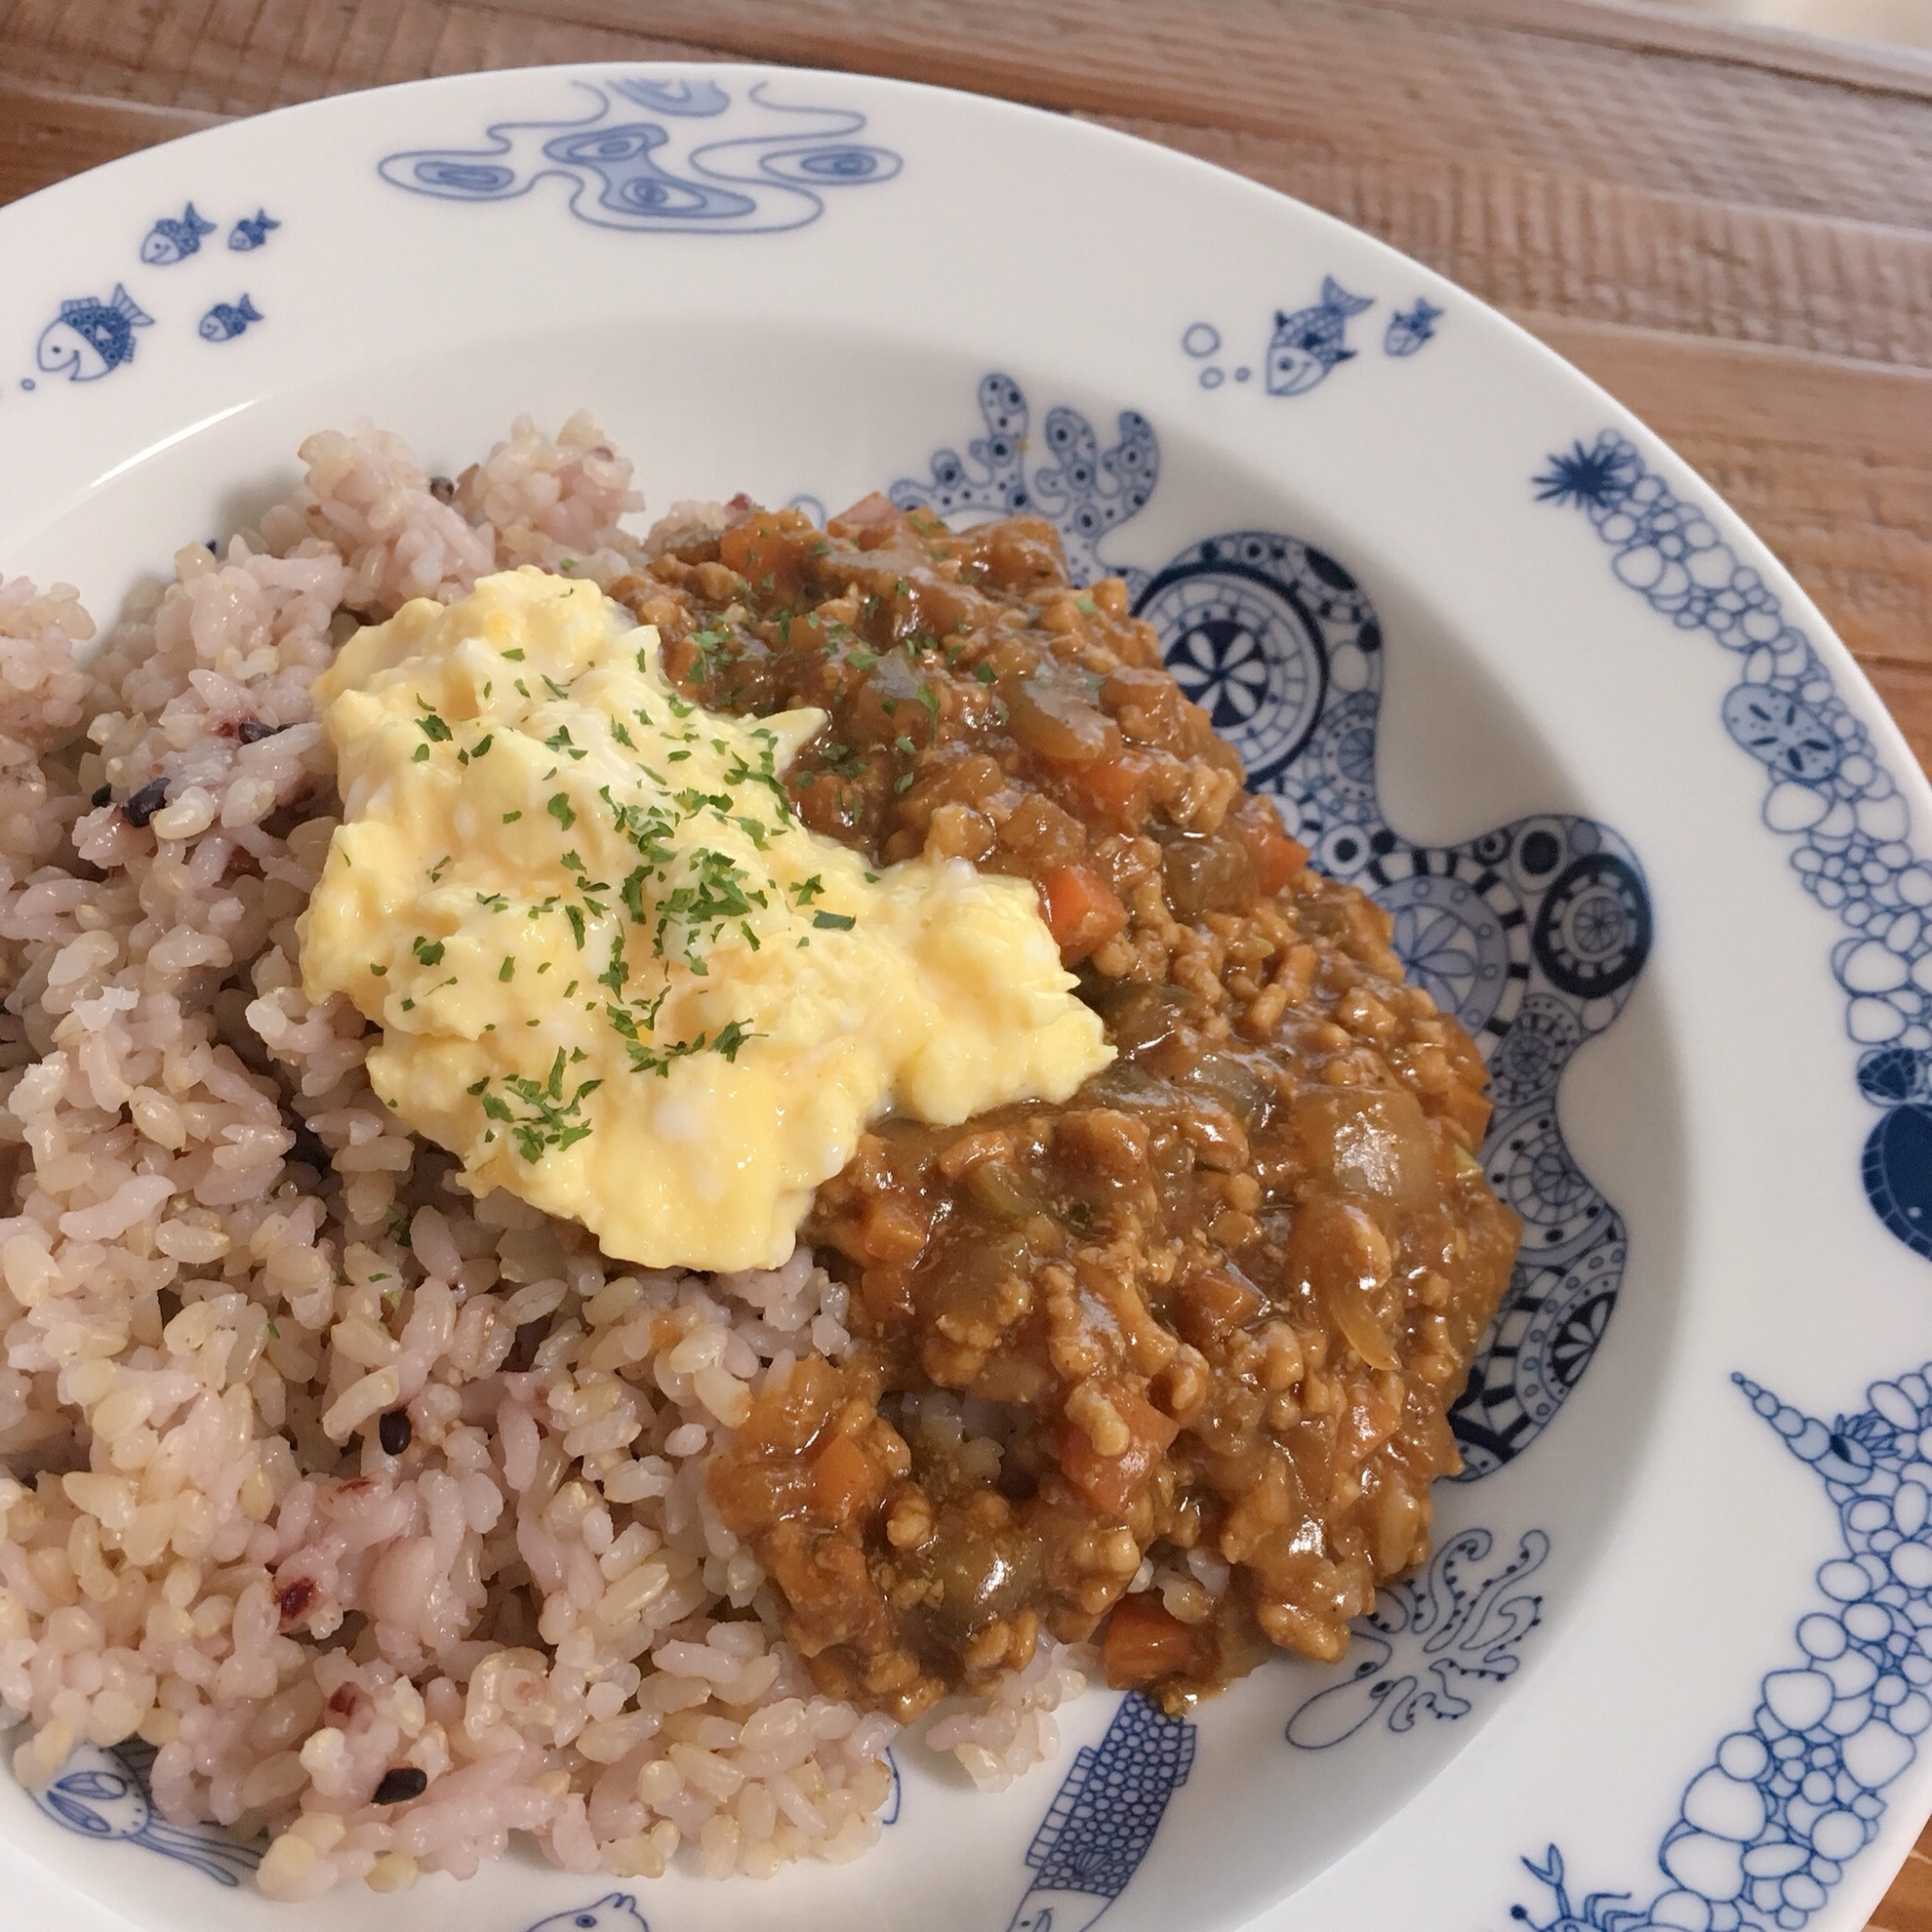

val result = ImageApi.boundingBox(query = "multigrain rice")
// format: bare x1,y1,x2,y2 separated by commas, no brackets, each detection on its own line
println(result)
0,415,1090,1897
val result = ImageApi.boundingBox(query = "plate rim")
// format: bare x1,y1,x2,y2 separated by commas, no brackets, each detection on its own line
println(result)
0,57,1928,1932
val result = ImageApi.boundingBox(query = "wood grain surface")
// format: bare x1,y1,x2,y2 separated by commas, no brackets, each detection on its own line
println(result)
3,0,1931,1922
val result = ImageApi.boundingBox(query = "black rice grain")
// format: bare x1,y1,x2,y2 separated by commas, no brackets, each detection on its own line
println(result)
123,778,169,828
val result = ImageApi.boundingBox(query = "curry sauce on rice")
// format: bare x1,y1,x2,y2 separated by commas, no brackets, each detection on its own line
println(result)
0,413,1518,1895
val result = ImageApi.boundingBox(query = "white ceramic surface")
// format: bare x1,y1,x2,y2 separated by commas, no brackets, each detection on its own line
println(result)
2,62,1928,1932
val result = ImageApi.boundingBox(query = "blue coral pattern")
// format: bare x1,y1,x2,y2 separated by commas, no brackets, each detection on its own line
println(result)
31,1736,261,1885
892,378,1651,1476
1006,1695,1197,1932
1538,431,1932,1265
1506,1366,1932,1932
889,375,1159,594
378,75,900,235
1285,1525,1549,1747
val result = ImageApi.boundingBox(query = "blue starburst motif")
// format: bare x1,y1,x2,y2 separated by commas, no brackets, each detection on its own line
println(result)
1539,427,1932,1269
1533,440,1639,511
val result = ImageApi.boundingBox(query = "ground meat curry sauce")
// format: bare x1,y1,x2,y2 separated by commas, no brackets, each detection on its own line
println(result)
608,495,1520,1719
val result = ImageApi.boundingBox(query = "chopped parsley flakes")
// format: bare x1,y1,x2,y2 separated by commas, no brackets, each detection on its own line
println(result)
469,1051,601,1161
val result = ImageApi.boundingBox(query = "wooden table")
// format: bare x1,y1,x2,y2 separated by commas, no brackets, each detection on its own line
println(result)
4,0,1931,1920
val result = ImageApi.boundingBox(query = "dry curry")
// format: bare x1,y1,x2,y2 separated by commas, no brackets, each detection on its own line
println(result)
600,494,1518,1718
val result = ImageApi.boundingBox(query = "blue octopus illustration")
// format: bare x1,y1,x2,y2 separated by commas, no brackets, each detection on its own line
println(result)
1286,1526,1549,1748
1006,1695,1197,1932
31,1736,261,1885
1508,1363,1932,1932
1540,430,1932,1272
890,377,1653,1476
379,73,900,235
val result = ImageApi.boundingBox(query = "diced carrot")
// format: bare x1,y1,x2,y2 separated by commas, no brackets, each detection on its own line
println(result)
1061,1385,1180,1517
1101,1592,1211,1690
810,1431,884,1529
1233,794,1309,895
1037,865,1129,965
1068,750,1154,823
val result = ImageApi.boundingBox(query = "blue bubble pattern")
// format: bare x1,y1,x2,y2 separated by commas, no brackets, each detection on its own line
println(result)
1507,1366,1932,1932
1537,430,1932,1265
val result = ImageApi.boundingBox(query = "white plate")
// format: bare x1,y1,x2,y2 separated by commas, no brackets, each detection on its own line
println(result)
2,61,1929,1932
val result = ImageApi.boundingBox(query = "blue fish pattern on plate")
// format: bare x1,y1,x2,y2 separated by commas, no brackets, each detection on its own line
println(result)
1384,298,1444,356
1286,1525,1549,1747
1006,1695,1197,1932
31,1736,261,1886
524,1893,647,1932
1538,430,1932,1268
139,202,214,266
35,284,152,382
228,210,280,250
893,378,1651,1476
1504,1365,1932,1932
1265,276,1375,395
379,74,900,236
199,296,263,343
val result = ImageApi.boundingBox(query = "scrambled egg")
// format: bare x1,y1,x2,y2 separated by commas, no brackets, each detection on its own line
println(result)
299,568,1111,1271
